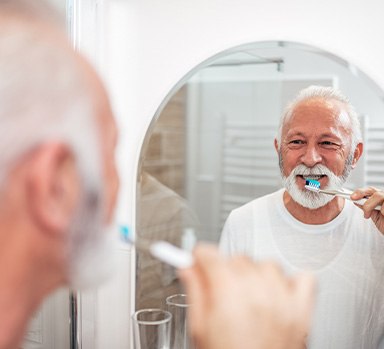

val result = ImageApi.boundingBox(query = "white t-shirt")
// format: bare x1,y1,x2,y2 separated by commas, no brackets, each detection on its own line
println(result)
220,189,384,349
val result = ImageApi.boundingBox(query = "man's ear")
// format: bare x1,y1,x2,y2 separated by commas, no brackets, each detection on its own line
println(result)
274,138,279,154
26,143,81,235
351,142,363,168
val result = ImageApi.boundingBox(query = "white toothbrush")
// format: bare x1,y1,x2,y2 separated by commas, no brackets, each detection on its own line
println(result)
305,179,381,211
119,226,194,269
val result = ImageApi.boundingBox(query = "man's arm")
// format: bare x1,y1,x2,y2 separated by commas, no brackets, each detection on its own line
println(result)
351,187,384,233
179,244,315,349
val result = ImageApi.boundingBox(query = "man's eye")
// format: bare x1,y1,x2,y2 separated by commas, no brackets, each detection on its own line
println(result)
289,140,304,144
321,141,339,147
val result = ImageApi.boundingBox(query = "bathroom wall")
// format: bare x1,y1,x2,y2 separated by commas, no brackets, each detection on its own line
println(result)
142,87,187,196
80,0,384,348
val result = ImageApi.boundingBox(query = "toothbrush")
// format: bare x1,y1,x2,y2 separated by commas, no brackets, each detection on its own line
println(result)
305,179,382,211
119,225,194,269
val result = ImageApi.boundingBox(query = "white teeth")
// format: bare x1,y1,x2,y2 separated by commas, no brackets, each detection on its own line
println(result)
303,175,323,180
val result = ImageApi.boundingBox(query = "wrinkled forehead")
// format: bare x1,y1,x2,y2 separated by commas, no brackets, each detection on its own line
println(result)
286,98,353,132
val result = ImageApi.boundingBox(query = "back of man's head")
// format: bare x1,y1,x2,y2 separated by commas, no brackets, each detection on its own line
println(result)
0,4,101,187
0,0,117,293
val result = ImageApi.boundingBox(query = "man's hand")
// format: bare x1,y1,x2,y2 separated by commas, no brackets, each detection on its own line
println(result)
178,244,315,349
351,187,384,234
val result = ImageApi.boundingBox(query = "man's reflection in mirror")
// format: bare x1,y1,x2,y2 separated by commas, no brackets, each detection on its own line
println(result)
137,171,199,309
220,85,384,349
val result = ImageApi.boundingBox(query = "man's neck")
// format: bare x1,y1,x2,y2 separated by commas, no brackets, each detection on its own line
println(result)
283,190,345,224
0,227,62,349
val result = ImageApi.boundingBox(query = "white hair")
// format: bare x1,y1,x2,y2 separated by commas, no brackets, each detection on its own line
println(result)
0,2,115,289
276,85,362,151
0,11,101,189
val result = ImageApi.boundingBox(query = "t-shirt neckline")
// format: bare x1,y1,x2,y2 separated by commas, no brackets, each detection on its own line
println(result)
276,188,353,234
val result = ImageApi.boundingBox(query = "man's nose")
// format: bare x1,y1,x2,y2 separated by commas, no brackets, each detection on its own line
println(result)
301,146,322,167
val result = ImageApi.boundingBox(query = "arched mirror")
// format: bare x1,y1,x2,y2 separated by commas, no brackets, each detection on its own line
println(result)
136,41,384,310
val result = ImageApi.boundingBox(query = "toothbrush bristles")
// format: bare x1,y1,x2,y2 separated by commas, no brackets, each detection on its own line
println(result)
304,179,321,192
119,225,135,243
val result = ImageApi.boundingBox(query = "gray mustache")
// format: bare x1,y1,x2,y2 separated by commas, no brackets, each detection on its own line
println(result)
292,165,333,177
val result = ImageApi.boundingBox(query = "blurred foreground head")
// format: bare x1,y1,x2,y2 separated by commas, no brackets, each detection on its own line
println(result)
0,0,119,292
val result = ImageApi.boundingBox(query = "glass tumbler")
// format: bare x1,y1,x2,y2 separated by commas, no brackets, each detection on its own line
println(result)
166,294,194,349
132,309,172,349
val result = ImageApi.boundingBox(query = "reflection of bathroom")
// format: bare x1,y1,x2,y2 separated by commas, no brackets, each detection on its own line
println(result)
20,1,384,348
137,86,199,309
137,42,384,309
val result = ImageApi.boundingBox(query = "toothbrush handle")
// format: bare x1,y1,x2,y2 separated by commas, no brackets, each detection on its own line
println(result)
334,193,381,211
150,241,194,269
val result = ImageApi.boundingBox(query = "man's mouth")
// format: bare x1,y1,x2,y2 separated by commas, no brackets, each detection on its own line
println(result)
297,175,327,181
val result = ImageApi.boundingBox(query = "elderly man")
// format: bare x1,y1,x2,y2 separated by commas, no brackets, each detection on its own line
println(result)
0,2,315,349
0,3,119,348
220,85,384,349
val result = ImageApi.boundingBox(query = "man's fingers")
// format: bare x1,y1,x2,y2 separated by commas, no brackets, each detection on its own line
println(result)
179,244,230,330
351,187,377,200
369,191,384,211
192,244,229,289
178,267,205,338
351,187,384,218
180,249,316,349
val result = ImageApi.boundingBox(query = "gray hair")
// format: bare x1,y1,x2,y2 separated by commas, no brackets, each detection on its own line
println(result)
276,85,362,151
0,8,101,188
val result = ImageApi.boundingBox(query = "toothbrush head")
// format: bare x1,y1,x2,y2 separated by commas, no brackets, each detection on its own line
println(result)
119,225,134,244
305,179,321,192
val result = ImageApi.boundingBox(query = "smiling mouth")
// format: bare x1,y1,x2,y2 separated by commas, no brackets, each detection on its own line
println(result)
297,175,327,181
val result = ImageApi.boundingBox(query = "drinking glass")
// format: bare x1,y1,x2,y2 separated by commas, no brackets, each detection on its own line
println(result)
166,294,194,349
132,309,172,349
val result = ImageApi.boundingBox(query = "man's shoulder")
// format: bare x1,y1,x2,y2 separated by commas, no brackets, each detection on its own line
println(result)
231,189,283,216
